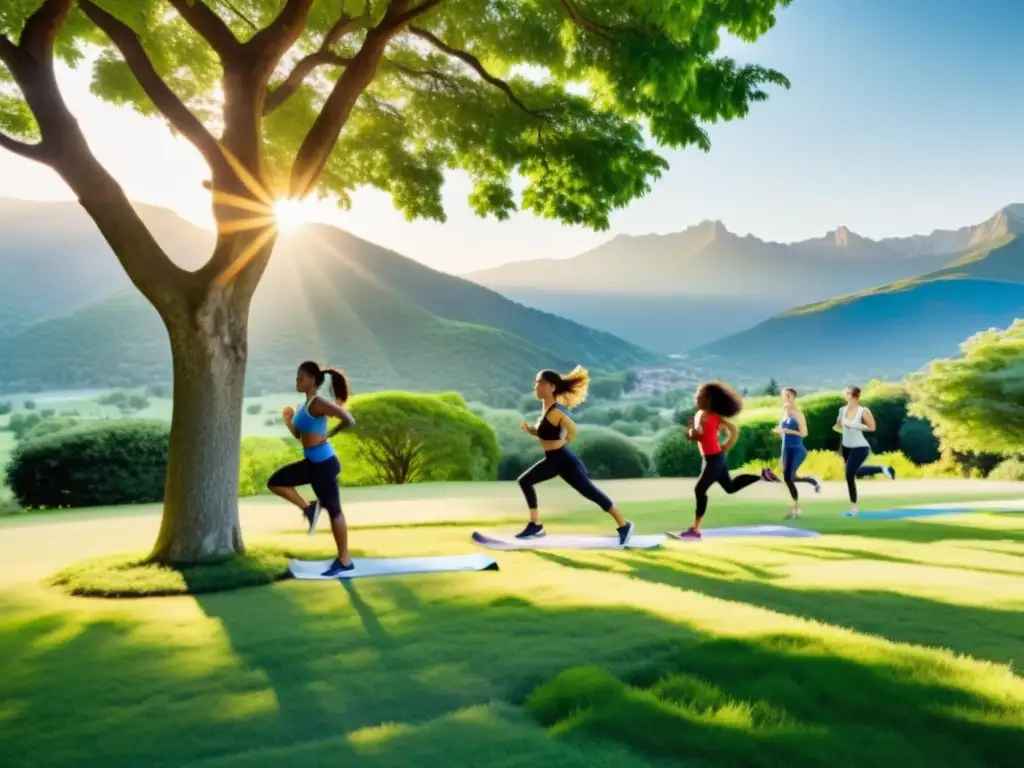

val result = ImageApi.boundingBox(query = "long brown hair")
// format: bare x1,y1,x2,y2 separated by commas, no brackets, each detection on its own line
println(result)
299,361,350,404
538,366,590,410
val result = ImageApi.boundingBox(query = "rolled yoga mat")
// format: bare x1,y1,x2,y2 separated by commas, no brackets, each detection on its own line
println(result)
290,553,499,580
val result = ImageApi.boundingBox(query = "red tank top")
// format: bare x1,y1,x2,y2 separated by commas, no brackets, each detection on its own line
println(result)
697,412,722,456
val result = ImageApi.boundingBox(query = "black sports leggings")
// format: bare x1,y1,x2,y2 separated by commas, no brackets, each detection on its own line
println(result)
268,455,343,519
781,446,816,501
842,446,884,503
518,447,614,512
694,453,760,519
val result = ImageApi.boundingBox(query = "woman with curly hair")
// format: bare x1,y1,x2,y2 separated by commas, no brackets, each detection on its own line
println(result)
515,366,634,546
679,380,774,540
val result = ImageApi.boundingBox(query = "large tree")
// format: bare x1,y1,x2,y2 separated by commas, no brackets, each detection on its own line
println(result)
908,320,1024,456
0,0,790,563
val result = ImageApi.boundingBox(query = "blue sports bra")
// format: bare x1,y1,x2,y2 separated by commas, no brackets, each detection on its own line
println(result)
293,399,328,435
780,413,803,448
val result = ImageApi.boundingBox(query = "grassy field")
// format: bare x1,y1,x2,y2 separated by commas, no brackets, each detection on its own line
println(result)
1,479,1023,767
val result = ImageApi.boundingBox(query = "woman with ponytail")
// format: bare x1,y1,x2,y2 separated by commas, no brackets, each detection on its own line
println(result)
515,366,635,545
268,361,356,576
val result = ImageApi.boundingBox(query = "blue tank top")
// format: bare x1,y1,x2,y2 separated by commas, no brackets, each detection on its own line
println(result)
293,399,328,435
780,414,803,449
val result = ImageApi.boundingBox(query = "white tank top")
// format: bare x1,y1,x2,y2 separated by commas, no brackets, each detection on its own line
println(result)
839,405,870,448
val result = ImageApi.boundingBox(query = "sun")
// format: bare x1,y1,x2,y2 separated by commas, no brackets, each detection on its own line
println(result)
273,199,311,233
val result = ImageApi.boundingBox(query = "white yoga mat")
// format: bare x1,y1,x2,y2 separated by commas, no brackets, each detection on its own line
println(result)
289,553,499,580
471,531,664,551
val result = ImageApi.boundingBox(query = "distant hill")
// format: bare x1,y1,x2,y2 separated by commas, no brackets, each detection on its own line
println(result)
0,212,660,395
0,197,210,335
465,206,1024,353
685,230,1024,387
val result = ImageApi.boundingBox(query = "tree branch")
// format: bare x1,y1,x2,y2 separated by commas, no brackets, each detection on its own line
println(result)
166,0,241,57
79,1,228,177
389,0,446,28
408,26,550,119
245,0,315,75
0,131,45,161
18,0,73,60
263,7,371,115
264,50,351,113
559,0,613,39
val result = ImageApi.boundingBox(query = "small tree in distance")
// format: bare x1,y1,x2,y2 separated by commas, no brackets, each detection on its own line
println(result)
0,0,791,563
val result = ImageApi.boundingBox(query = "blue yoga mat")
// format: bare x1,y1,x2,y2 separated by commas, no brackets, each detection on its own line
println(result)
852,507,971,521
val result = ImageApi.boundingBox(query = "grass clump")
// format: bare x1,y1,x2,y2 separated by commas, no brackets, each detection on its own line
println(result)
50,546,302,597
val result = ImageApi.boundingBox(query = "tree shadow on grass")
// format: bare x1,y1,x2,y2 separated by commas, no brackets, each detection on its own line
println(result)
811,514,1024,546
532,550,1024,667
1,568,1023,768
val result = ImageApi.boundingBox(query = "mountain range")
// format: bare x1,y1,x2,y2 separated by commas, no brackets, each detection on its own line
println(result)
465,206,1024,356
0,199,657,395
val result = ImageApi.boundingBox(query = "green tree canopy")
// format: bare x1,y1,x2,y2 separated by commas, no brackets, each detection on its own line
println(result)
0,0,792,563
908,320,1024,456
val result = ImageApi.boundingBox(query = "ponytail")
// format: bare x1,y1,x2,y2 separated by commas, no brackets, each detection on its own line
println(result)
540,365,590,410
322,367,350,405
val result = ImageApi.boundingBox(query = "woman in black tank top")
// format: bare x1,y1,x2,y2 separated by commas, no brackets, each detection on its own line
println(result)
513,366,635,546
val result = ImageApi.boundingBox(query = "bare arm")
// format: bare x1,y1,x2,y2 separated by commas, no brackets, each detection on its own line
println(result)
795,409,808,437
860,409,877,432
550,408,579,443
720,418,739,452
281,407,300,439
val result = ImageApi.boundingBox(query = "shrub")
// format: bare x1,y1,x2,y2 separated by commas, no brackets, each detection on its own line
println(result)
22,417,79,442
898,417,940,465
239,437,302,497
246,403,264,415
653,431,703,477
862,382,909,454
609,420,643,437
23,399,36,410
0,401,12,416
589,376,624,401
798,392,847,451
989,458,1024,482
672,404,696,426
40,408,55,419
145,383,170,398
332,391,499,485
6,420,169,509
572,432,648,479
737,450,933,480
498,452,535,481
729,417,778,468
7,412,43,439
624,404,656,422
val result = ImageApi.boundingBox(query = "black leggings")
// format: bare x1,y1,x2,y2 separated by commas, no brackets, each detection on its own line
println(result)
781,446,816,501
842,446,884,503
268,455,343,519
518,447,614,512
695,452,760,519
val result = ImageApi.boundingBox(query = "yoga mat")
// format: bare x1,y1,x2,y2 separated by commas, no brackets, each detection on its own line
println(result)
667,525,820,541
471,531,664,551
850,507,972,521
289,553,499,581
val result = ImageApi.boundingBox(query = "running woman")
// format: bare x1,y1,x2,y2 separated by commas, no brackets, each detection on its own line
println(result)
515,366,634,545
837,385,895,517
268,361,356,576
679,381,774,539
773,387,821,519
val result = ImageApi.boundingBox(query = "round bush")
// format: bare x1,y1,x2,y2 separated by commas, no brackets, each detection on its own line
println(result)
798,392,847,451
653,431,703,477
6,420,169,509
498,451,535,481
22,416,79,442
609,420,643,437
729,418,778,468
239,436,303,496
898,417,940,465
573,432,648,479
989,458,1024,482
862,383,909,454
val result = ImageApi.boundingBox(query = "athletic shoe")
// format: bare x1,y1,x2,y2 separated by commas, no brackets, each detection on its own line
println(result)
321,558,355,577
761,468,781,482
678,527,702,540
844,509,858,517
617,521,635,547
785,508,802,520
303,501,322,535
810,477,822,493
883,466,897,480
515,522,546,539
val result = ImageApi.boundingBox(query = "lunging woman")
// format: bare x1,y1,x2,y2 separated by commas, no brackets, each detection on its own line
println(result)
679,380,773,539
516,366,634,545
268,361,356,576
837,385,895,517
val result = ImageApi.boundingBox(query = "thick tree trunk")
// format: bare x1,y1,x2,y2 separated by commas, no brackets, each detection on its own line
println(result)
150,236,274,564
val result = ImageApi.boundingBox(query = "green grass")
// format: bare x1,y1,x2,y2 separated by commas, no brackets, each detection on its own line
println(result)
1,483,1023,766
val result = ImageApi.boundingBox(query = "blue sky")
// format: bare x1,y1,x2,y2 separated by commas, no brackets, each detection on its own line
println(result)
1,0,1021,274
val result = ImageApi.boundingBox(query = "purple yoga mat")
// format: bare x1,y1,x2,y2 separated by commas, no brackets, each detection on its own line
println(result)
667,525,819,541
